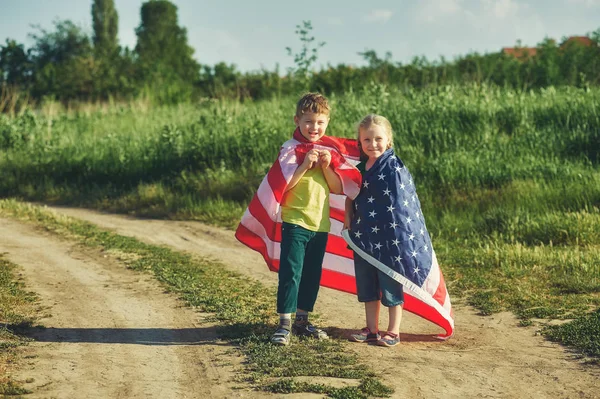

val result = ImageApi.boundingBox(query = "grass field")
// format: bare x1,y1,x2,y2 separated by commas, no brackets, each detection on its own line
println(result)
0,84,599,359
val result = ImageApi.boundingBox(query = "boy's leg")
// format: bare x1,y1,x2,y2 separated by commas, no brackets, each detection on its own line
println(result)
294,231,328,338
276,223,311,314
295,230,327,313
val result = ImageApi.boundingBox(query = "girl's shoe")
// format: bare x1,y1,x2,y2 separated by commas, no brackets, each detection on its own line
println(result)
349,327,380,343
377,331,400,347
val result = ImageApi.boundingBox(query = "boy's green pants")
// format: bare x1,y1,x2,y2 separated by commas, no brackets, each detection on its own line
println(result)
277,222,328,314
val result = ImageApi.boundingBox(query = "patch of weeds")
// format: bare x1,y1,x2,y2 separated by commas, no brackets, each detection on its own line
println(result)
467,291,503,316
0,256,41,396
542,309,600,358
0,199,394,397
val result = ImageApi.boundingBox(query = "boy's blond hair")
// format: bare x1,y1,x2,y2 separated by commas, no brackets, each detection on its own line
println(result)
296,92,331,117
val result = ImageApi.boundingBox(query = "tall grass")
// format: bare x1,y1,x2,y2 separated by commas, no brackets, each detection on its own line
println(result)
1,84,599,331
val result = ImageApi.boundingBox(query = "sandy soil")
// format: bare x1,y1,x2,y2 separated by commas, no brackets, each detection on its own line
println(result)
3,206,599,398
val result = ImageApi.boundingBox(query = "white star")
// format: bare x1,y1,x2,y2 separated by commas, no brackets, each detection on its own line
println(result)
400,183,406,190
378,173,385,180
403,200,409,207
420,228,425,236
354,203,358,210
374,242,382,250
354,231,362,238
395,255,402,263
395,166,402,172
423,245,429,252
356,217,361,224
413,266,420,274
406,217,413,224
389,221,398,229
369,210,377,218
408,233,415,240
383,188,391,196
387,205,395,213
392,239,400,246
371,226,380,234
415,211,420,218
409,178,413,186
363,181,369,188
411,250,418,257
412,195,416,202
367,196,375,203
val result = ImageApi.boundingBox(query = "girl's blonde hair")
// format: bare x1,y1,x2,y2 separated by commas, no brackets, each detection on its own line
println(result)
357,114,394,159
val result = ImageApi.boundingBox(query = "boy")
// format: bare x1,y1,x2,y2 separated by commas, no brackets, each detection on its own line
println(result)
235,92,362,346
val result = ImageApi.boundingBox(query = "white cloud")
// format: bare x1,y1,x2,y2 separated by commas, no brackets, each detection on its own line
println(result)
363,9,393,24
567,0,600,6
327,17,344,26
483,0,521,19
415,0,463,23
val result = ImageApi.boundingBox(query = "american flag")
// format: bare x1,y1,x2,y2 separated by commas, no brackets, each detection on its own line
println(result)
235,133,454,338
344,148,454,338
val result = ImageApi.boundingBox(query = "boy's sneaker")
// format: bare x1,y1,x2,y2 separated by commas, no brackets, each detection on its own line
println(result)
292,321,329,339
349,327,380,343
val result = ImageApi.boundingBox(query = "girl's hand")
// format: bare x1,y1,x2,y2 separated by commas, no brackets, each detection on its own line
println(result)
302,149,319,169
343,215,352,231
319,150,332,169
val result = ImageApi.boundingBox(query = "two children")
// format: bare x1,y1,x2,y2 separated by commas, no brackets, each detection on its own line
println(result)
236,94,454,348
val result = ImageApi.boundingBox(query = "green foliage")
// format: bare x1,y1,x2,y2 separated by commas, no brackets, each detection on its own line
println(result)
134,0,199,102
286,20,326,83
92,0,119,58
543,309,600,358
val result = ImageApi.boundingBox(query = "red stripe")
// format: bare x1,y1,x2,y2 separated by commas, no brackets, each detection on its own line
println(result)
403,294,453,338
432,271,448,306
266,159,287,203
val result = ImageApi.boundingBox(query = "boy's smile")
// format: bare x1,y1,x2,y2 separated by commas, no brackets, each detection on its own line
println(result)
295,112,329,142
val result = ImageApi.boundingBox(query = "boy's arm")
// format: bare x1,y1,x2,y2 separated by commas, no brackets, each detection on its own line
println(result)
285,149,319,193
344,197,353,230
320,150,343,194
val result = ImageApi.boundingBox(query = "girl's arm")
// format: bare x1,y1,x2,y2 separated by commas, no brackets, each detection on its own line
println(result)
344,197,353,230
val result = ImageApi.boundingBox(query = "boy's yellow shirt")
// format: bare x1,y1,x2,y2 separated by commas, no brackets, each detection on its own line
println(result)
281,167,330,232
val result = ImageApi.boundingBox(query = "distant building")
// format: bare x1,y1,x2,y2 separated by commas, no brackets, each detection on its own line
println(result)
502,36,596,59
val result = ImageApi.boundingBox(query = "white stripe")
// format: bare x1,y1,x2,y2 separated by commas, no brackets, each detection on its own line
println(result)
422,250,441,299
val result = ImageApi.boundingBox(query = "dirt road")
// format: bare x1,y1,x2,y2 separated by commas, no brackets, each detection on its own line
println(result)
3,206,599,398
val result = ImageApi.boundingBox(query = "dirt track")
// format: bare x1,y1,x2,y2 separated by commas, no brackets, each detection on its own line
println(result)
2,206,599,398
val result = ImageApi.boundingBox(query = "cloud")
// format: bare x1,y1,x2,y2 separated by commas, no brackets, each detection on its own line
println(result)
363,9,393,24
415,0,463,23
483,0,521,19
566,0,600,6
327,17,344,26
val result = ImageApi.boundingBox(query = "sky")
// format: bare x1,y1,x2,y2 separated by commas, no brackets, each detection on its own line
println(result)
1,0,599,73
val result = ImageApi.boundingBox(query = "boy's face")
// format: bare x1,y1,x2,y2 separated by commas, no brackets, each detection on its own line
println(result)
294,112,329,142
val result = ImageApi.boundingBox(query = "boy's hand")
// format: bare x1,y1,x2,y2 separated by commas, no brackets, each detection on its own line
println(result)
302,149,320,170
319,150,332,169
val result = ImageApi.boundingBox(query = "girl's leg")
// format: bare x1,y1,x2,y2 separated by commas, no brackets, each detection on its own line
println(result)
386,305,403,335
365,300,381,333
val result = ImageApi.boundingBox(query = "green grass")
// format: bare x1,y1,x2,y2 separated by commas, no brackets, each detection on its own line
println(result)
1,84,599,361
0,199,393,398
0,256,39,396
542,309,600,360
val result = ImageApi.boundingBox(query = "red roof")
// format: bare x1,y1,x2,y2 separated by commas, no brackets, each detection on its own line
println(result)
502,36,596,59
502,47,537,58
561,36,595,48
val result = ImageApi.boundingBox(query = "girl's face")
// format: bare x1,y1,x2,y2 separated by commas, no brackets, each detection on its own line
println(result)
359,124,391,161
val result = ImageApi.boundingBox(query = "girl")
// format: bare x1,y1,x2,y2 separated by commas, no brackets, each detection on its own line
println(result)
343,114,454,346
344,114,402,347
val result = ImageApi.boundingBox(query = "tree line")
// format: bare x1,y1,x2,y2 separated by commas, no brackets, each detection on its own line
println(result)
1,0,599,109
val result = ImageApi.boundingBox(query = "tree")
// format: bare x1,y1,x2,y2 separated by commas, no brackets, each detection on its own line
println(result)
285,20,325,83
0,39,33,86
92,0,119,58
134,1,199,84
